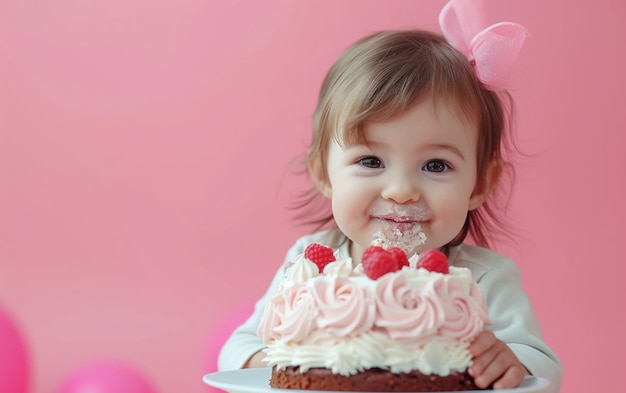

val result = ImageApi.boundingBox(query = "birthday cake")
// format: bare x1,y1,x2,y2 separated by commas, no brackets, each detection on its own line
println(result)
257,243,490,391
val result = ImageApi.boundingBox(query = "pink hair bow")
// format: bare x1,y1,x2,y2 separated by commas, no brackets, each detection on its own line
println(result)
439,0,529,89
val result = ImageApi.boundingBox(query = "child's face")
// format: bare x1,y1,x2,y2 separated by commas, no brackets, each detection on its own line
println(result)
323,98,488,263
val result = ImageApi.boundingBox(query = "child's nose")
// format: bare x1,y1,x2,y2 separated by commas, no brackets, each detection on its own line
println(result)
381,174,421,204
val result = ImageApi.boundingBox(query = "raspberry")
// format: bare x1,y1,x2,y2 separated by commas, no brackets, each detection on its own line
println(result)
361,246,401,280
389,247,409,268
416,249,449,274
304,243,336,272
361,245,386,264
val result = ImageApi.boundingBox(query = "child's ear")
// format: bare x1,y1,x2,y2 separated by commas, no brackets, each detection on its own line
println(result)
308,158,332,199
468,159,502,211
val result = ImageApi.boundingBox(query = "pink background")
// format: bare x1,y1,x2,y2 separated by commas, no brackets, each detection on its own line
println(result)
1,0,624,392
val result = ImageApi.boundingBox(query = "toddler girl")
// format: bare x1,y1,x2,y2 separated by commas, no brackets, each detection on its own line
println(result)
218,1,562,390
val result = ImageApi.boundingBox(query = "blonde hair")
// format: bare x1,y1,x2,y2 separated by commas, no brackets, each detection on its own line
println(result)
297,30,515,250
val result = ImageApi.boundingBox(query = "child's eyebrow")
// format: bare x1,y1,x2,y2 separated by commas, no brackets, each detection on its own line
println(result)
426,143,466,162
340,137,372,149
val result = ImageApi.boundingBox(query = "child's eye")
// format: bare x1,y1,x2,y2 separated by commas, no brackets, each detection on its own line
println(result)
358,156,384,169
423,159,450,173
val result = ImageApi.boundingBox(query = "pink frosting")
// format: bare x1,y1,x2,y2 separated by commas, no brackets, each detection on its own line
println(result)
312,277,377,337
433,279,489,342
258,265,489,346
257,283,318,343
374,273,445,343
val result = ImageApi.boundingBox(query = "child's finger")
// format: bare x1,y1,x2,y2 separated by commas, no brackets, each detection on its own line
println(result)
469,330,497,357
492,364,527,390
472,348,509,388
470,343,506,388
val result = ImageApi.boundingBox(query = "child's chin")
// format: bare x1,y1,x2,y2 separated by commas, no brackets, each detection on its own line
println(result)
370,224,427,256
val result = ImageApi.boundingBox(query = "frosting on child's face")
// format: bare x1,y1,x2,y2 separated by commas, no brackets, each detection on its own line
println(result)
324,98,483,264
368,199,428,256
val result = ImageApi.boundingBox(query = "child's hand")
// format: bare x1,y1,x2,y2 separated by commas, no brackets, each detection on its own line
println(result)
243,350,266,368
469,331,528,389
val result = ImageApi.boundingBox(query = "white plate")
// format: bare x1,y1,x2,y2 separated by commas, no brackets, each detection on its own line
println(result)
203,368,551,393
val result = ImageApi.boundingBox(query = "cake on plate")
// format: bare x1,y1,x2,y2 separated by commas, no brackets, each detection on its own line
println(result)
257,243,490,391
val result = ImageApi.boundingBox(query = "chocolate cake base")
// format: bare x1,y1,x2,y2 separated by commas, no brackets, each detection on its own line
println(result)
270,366,483,392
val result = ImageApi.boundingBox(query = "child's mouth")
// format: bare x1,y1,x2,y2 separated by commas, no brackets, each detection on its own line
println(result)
368,200,432,222
379,216,420,231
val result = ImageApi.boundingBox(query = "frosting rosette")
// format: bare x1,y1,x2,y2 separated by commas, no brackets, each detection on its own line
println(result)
373,273,445,343
312,277,376,337
434,278,489,342
258,282,318,343
285,254,320,283
322,257,354,277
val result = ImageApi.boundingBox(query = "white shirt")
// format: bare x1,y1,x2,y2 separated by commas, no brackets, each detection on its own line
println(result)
217,229,562,391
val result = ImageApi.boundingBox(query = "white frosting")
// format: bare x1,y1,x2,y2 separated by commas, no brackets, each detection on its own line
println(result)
264,333,473,377
284,254,320,283
371,225,427,258
322,256,354,277
369,200,430,256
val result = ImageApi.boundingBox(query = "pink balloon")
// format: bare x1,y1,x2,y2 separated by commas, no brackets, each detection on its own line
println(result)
56,361,157,393
0,305,30,393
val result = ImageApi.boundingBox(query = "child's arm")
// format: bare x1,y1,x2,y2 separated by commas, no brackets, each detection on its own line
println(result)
217,265,285,371
217,239,308,371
